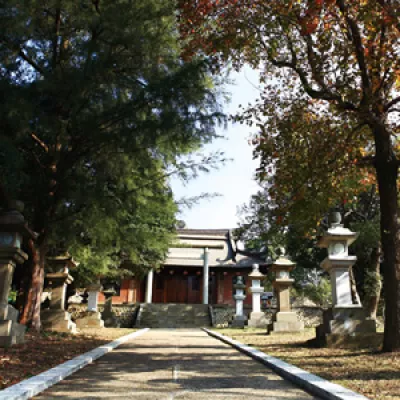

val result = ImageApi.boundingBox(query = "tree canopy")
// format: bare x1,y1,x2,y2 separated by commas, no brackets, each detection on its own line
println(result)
179,0,400,351
1,0,224,328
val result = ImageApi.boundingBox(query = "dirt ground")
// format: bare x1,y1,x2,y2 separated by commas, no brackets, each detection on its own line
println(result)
0,327,136,389
217,328,400,400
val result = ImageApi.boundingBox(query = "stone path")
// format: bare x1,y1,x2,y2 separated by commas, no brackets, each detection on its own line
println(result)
35,329,319,399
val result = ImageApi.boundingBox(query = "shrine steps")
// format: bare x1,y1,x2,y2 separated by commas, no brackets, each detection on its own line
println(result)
135,303,211,328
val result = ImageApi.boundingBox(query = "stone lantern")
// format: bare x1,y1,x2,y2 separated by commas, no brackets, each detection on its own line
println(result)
101,286,118,327
231,276,247,328
248,264,267,327
76,281,104,329
268,249,304,334
316,212,376,343
41,254,78,333
87,281,103,312
0,208,35,346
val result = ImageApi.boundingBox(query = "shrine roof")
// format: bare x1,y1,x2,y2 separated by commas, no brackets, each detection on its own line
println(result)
165,228,266,268
176,228,230,237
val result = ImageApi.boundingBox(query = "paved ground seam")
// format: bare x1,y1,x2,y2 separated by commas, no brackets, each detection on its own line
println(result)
32,328,319,399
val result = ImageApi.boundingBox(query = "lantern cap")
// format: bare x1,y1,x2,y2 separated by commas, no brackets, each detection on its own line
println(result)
47,252,79,269
249,263,264,278
317,225,358,248
233,275,246,289
102,287,117,296
46,271,74,285
0,210,37,239
87,282,103,292
271,250,296,271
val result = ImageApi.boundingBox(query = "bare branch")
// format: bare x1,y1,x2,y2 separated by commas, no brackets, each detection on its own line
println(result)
30,133,49,152
303,34,327,90
269,56,357,111
385,96,400,111
336,0,372,99
18,48,46,75
257,21,357,112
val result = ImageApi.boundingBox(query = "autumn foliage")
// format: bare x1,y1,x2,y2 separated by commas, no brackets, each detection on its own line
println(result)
179,0,400,351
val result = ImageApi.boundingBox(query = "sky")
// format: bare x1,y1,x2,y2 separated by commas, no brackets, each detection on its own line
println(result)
170,66,262,230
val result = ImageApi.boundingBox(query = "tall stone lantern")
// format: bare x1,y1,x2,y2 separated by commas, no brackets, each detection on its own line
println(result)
268,249,304,334
316,212,376,343
248,264,267,327
41,254,78,333
101,285,119,327
0,208,35,346
231,276,247,328
76,281,104,329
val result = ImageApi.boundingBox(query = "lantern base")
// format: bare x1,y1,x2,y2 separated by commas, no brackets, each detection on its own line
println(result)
0,313,26,347
247,312,268,328
76,311,104,329
315,306,377,346
267,311,304,334
41,309,77,333
0,305,25,346
101,309,119,328
230,315,247,328
322,333,382,348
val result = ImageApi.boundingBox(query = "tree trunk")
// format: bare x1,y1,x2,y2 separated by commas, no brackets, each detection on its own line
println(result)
364,246,382,320
19,239,39,325
374,125,400,352
31,240,47,331
349,266,361,305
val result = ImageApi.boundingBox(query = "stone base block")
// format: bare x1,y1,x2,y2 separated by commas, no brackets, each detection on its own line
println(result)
76,311,104,329
0,320,26,347
314,331,383,348
317,306,376,334
102,311,119,328
316,319,376,342
326,306,368,322
41,310,77,333
0,305,19,322
247,312,268,328
315,307,377,346
268,311,304,334
268,320,305,333
230,316,247,328
325,333,383,348
330,318,377,334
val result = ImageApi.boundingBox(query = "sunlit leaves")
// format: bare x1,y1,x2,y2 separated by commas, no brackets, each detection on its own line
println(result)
178,0,399,233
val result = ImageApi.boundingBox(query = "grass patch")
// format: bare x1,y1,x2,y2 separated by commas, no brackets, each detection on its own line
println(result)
216,328,399,400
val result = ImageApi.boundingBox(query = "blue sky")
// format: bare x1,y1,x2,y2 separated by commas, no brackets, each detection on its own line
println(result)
170,67,262,229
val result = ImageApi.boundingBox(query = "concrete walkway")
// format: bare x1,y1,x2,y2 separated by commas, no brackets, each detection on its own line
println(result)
35,329,319,399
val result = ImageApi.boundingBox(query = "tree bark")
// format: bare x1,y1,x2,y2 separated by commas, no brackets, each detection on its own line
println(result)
349,266,361,305
31,240,47,331
364,246,382,320
373,124,400,352
19,239,39,325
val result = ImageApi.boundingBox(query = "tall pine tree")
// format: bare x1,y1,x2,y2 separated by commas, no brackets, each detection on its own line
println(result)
0,0,223,329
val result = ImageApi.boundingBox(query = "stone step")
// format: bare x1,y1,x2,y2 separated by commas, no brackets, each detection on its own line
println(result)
140,314,209,318
140,320,210,324
137,303,211,328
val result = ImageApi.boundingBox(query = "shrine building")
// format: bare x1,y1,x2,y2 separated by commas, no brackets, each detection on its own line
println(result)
99,228,267,306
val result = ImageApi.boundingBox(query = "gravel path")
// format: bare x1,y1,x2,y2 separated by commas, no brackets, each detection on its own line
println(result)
35,329,319,399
